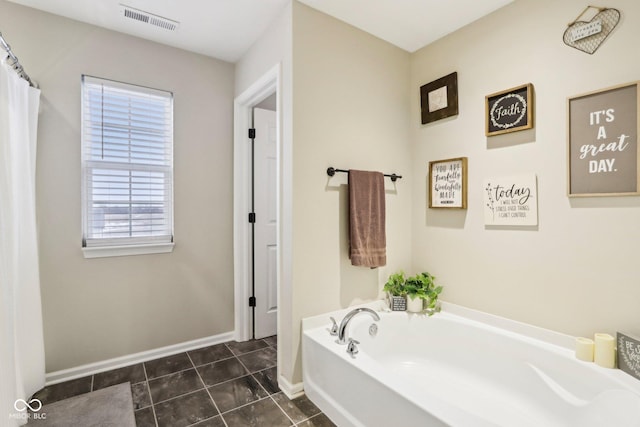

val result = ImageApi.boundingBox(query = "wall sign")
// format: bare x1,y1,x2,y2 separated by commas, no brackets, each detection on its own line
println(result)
562,6,621,55
568,82,640,197
420,72,458,125
483,174,538,226
618,332,640,381
485,84,534,136
428,157,467,209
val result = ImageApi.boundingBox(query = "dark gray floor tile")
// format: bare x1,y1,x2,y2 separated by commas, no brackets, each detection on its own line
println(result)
31,338,332,427
134,406,156,427
131,382,152,410
272,392,321,424
238,347,277,373
31,376,92,405
208,375,268,413
197,358,248,387
190,415,226,427
93,364,146,390
154,389,218,427
188,343,234,366
222,397,293,427
225,340,268,356
252,367,279,394
263,335,277,348
149,368,203,403
296,413,337,427
144,352,193,379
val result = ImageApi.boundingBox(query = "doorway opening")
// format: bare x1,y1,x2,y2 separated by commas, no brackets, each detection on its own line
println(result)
250,99,277,339
233,66,280,343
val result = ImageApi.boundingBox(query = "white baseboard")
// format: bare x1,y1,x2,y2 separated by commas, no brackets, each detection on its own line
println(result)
278,374,304,399
45,331,235,386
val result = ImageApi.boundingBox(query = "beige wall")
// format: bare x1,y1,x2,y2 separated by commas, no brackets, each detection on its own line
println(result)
411,0,640,339
0,1,236,372
234,3,297,386
236,1,413,387
235,3,291,97
290,2,412,382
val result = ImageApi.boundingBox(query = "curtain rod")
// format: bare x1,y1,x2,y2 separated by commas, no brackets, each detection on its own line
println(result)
326,167,402,182
0,31,37,88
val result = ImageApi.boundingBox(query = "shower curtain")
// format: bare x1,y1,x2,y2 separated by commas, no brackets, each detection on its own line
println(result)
0,58,45,426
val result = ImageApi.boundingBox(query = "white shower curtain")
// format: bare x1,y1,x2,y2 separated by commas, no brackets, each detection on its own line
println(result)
0,59,45,426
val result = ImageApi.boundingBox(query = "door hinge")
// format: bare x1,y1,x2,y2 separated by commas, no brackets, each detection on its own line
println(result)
248,212,256,223
249,296,256,307
248,128,256,139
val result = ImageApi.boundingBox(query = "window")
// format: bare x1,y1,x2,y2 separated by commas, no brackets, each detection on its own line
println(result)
81,75,174,258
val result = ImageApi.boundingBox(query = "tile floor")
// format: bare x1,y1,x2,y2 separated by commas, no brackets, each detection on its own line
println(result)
33,336,336,427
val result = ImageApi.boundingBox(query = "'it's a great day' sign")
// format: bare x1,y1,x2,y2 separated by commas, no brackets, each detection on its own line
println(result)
568,82,639,196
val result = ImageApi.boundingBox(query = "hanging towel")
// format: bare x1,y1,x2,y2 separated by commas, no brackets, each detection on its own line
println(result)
348,169,386,268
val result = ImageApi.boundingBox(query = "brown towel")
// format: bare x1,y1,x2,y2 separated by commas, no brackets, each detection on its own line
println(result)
348,170,386,267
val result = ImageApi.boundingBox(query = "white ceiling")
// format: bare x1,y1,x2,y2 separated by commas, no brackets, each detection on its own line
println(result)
8,0,513,63
297,0,514,53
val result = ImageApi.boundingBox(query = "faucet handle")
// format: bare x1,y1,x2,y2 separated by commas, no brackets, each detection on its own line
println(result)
347,338,360,358
329,317,339,336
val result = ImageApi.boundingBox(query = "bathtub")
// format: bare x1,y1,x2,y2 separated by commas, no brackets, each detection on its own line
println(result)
302,301,640,427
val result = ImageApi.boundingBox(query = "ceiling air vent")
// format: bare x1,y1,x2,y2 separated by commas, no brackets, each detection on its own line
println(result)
119,4,179,31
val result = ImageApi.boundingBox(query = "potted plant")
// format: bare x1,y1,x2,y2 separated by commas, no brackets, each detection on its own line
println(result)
383,271,407,311
404,272,443,314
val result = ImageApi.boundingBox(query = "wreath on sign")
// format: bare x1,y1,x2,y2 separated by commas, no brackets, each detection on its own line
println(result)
619,336,640,377
489,93,527,130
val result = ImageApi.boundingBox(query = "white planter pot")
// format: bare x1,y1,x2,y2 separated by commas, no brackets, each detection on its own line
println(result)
406,296,423,313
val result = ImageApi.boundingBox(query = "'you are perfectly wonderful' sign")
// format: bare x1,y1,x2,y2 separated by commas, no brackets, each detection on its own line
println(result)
429,157,467,209
484,174,538,226
568,82,639,196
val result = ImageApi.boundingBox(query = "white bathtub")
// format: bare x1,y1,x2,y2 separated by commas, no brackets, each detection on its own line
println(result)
302,301,640,427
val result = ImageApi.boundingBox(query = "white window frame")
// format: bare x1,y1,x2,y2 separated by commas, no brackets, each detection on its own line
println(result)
81,75,174,258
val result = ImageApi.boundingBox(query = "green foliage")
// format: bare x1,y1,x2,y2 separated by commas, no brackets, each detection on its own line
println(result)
405,272,441,301
385,271,443,312
382,271,407,296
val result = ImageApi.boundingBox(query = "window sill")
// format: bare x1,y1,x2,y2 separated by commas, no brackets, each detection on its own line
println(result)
82,242,175,259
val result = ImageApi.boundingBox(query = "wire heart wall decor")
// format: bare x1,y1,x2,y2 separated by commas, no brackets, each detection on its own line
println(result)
563,6,620,55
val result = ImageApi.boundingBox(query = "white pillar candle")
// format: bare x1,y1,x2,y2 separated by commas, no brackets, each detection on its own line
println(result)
575,337,594,362
594,333,616,368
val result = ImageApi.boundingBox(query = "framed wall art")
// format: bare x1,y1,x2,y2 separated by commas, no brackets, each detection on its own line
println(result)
485,83,534,136
420,72,458,125
567,81,640,197
428,157,467,209
484,174,538,226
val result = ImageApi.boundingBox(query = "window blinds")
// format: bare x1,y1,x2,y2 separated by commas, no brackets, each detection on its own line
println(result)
81,75,173,247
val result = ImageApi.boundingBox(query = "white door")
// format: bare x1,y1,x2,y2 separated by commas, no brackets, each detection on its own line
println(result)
253,107,277,339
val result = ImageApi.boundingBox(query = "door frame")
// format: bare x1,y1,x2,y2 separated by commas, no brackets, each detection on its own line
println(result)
233,65,280,342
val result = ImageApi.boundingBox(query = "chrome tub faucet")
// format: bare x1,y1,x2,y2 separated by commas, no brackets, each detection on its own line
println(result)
336,307,380,344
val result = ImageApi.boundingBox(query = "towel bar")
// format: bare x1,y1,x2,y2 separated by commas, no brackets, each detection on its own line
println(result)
326,167,402,182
